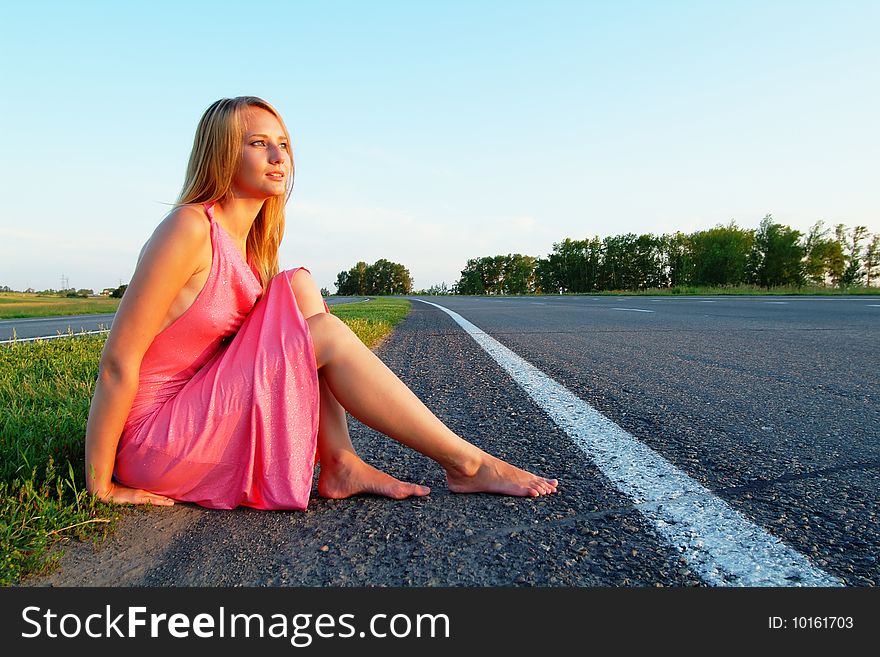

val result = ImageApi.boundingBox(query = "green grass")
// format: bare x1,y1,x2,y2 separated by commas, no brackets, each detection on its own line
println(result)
0,333,118,585
0,297,410,586
328,297,411,348
0,292,120,320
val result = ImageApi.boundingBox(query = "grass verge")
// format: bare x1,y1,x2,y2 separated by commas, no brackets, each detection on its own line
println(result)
0,297,410,586
328,297,411,348
0,293,121,320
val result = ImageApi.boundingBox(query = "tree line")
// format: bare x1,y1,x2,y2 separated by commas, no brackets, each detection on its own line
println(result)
335,258,413,295
454,217,879,295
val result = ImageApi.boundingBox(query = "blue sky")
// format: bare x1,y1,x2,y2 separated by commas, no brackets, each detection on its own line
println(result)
1,1,877,293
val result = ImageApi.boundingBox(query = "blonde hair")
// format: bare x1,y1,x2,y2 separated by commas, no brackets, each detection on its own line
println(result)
176,96,294,292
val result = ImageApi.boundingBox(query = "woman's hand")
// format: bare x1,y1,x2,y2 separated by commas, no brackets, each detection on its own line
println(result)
92,482,175,506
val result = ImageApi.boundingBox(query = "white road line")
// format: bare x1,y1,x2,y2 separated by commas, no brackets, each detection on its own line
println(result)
415,299,842,587
765,302,788,304
868,305,880,308
610,308,654,313
0,329,111,345
698,300,716,303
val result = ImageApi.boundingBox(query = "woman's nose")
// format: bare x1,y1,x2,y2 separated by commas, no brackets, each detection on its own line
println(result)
270,145,287,164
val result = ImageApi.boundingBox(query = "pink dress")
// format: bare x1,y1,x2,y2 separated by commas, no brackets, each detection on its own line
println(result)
115,202,329,510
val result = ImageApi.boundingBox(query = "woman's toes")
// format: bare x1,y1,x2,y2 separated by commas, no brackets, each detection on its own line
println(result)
398,483,430,499
542,479,558,492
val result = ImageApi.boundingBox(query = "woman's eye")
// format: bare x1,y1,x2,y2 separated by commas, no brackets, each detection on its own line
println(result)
280,143,289,150
251,140,266,146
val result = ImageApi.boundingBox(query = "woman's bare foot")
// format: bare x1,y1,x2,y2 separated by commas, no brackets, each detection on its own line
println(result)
317,450,431,500
445,452,558,497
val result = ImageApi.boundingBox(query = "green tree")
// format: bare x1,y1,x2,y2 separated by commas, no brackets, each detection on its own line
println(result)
562,239,589,292
456,254,536,294
353,261,369,294
662,232,693,288
821,240,846,287
483,258,496,294
456,258,485,294
802,221,846,287
838,224,868,287
632,233,667,289
803,221,832,286
335,270,353,295
863,234,880,287
534,256,560,294
365,258,393,295
501,254,536,294
599,234,641,290
689,222,753,286
335,259,412,295
748,215,804,287
335,261,369,295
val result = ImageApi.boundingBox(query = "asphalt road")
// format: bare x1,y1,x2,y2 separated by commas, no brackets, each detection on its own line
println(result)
25,295,879,587
0,297,369,341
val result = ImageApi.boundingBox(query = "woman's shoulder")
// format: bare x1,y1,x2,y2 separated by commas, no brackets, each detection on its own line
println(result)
163,203,211,230
138,204,211,265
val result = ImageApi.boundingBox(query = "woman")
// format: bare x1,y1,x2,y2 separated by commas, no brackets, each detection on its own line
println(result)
85,96,558,509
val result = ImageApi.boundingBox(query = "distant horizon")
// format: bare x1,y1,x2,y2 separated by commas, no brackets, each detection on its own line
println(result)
4,213,874,294
2,1,877,294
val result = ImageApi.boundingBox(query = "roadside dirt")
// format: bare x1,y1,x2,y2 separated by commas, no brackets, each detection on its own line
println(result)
23,504,204,586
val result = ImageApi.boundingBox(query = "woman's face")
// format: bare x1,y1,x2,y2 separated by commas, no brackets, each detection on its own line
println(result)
232,106,292,200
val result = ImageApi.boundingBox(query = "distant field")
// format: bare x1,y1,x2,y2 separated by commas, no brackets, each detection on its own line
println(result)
0,293,120,319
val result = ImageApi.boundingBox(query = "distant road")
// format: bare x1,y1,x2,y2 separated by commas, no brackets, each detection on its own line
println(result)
0,296,369,342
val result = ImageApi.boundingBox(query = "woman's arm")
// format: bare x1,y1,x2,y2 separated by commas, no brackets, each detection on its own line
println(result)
84,365,173,504
85,205,210,504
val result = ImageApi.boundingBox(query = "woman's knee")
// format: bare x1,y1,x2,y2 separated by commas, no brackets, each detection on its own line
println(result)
289,268,327,319
307,312,350,367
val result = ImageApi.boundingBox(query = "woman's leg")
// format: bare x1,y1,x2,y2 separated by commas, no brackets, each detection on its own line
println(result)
307,312,558,497
315,370,431,500
290,270,556,497
289,271,430,500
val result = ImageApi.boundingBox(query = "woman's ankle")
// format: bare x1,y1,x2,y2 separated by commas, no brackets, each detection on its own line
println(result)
439,445,485,478
317,446,359,468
